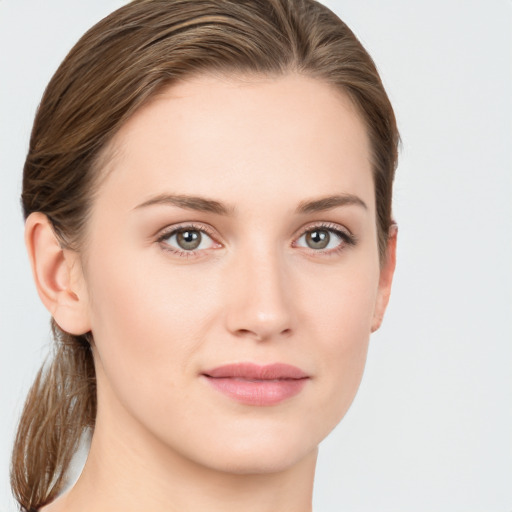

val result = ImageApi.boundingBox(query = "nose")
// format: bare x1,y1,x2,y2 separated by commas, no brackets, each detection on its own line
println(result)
223,246,295,342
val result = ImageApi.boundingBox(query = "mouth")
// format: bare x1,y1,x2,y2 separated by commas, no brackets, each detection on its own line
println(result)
201,363,310,406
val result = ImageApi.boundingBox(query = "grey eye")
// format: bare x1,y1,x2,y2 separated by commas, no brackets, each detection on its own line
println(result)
305,229,330,249
295,227,349,252
160,227,217,253
176,229,202,250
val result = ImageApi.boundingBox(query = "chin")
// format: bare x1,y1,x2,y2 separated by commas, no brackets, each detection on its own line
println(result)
161,415,325,476
203,439,318,475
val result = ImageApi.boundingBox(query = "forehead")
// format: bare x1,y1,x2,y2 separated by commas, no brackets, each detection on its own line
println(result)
94,73,374,216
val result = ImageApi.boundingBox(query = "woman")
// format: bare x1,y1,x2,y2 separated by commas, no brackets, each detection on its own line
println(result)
11,0,399,510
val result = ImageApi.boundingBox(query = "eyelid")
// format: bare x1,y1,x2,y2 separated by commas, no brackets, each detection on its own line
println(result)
157,222,219,240
291,221,357,253
293,221,354,239
156,222,223,257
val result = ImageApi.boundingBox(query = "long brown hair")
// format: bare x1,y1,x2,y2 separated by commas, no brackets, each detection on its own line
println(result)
12,0,399,509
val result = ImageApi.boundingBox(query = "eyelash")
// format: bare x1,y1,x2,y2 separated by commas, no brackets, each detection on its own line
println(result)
293,222,357,256
156,223,219,259
156,222,356,259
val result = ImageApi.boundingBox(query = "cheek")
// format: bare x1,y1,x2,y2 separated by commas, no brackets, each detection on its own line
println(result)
302,260,378,427
83,247,220,400
303,253,379,346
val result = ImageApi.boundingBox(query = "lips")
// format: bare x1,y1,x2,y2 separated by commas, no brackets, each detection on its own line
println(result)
202,363,309,406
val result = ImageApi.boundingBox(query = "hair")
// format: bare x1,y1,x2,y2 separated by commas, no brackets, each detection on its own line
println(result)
12,0,399,509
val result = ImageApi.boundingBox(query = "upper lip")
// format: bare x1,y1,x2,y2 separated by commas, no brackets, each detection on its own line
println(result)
202,363,309,380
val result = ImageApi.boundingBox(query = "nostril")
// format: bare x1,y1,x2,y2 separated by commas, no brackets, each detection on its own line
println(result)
234,326,293,341
236,329,253,337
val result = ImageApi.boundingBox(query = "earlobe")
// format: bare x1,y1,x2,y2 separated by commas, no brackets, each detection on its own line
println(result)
24,212,91,335
371,224,397,333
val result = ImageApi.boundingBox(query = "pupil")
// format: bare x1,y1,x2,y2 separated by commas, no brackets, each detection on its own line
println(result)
177,230,201,250
307,229,329,249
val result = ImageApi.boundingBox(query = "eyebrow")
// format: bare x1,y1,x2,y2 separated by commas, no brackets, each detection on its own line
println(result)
133,192,367,215
295,194,367,214
133,194,234,215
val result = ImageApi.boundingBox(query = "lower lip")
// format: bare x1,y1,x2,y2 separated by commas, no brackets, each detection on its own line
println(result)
203,376,308,406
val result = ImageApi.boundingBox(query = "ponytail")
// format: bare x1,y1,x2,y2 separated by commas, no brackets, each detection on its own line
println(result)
10,321,96,511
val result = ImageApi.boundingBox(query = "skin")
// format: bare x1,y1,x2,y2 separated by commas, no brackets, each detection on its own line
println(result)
27,73,396,512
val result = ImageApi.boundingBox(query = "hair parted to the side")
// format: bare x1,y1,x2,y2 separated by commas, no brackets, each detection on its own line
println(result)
12,0,399,509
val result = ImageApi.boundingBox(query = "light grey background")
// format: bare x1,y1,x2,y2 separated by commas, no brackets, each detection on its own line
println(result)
1,1,511,511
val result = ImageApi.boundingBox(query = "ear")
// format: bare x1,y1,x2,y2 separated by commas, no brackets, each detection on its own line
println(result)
24,212,91,335
371,224,397,333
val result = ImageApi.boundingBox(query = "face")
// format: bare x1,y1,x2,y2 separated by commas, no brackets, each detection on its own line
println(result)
75,73,393,474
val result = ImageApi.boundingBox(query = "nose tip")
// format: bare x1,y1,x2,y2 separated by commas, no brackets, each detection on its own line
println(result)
224,253,295,342
233,312,293,342
229,312,293,342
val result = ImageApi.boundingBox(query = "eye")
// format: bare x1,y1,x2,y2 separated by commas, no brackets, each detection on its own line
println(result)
294,224,355,253
157,224,220,255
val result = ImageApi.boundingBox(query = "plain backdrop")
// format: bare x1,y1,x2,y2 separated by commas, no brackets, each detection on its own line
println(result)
1,1,511,511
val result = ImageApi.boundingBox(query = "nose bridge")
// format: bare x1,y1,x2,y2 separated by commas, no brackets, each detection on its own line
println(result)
224,239,294,341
